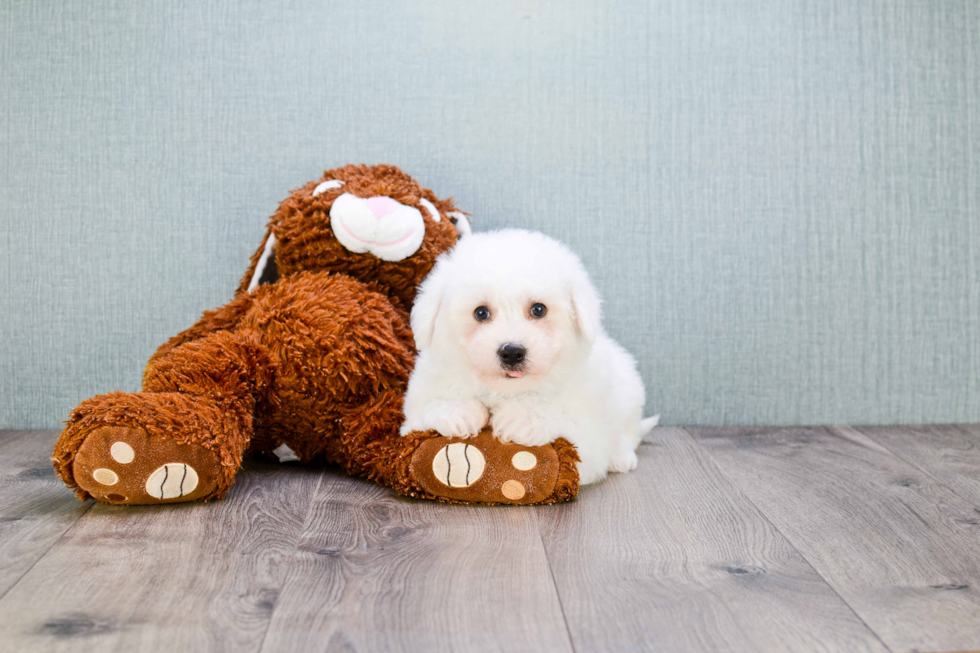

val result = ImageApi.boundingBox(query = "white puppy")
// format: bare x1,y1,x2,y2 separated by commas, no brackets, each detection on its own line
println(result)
400,229,657,484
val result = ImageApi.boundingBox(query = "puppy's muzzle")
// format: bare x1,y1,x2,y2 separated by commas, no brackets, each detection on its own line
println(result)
497,343,527,368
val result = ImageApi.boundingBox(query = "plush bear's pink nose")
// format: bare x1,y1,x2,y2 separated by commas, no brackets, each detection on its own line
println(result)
366,196,402,219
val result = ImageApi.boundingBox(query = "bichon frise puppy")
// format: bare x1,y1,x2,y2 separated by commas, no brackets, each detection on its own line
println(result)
400,229,657,484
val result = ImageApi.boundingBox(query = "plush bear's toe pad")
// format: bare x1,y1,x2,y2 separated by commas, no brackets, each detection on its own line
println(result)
409,428,560,505
73,426,219,505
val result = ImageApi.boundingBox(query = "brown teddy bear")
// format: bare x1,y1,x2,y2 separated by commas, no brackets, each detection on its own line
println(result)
52,164,580,506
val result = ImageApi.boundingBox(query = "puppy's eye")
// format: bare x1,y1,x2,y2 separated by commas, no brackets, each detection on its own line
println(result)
530,303,547,318
474,306,491,322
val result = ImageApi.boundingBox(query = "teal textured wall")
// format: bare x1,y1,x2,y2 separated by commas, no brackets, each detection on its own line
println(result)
1,0,978,428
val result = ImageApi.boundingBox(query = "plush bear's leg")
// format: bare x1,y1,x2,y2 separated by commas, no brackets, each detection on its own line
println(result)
395,429,580,505
53,330,274,505
335,392,581,505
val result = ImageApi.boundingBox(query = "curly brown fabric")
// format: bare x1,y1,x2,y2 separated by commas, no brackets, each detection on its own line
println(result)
52,164,580,506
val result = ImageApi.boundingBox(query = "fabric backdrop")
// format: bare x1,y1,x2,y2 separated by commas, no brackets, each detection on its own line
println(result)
1,0,978,428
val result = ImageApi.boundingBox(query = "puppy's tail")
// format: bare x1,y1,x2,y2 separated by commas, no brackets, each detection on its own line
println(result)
637,415,660,438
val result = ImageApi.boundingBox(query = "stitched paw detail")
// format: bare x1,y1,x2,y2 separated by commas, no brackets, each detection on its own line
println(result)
71,426,219,505
145,463,200,499
431,443,486,487
409,428,560,505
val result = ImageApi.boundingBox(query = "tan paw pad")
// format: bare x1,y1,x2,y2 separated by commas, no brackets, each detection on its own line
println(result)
431,443,485,488
110,441,135,463
511,451,537,470
145,463,200,500
92,468,119,486
501,479,526,500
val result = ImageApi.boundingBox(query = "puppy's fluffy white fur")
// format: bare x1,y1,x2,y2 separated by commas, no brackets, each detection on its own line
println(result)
400,229,656,484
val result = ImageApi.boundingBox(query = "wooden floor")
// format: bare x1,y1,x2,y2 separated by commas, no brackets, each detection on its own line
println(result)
1,426,979,653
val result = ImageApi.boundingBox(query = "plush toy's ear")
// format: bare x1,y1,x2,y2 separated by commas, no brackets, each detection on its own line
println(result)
569,275,602,344
237,228,279,295
447,212,472,237
411,260,449,350
247,230,278,292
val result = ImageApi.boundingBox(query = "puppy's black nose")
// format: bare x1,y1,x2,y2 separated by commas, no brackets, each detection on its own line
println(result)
497,343,526,367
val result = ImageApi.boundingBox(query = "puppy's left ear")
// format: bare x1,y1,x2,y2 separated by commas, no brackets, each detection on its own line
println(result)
411,259,449,350
569,276,602,344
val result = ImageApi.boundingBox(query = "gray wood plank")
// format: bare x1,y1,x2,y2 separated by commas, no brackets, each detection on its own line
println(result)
260,469,574,653
536,427,888,653
0,430,92,600
0,458,323,653
853,424,980,507
690,425,980,653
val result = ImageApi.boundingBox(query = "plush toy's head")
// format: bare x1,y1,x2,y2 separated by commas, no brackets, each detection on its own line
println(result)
238,164,471,308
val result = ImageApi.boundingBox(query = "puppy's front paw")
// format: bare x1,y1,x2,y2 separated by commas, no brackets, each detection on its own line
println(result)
491,407,556,447
419,400,490,439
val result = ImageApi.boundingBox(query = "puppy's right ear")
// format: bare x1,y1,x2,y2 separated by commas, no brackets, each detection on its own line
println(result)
411,260,448,350
569,274,602,345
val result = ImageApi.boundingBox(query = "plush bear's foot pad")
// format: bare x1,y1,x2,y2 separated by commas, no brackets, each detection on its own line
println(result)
72,426,220,505
409,428,562,505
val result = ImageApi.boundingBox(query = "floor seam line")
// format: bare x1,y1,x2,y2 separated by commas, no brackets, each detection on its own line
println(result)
850,424,980,509
679,427,896,653
0,500,96,605
254,467,326,653
532,507,578,653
